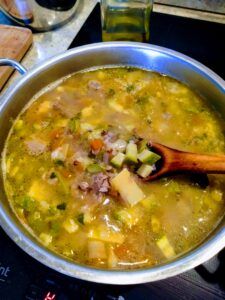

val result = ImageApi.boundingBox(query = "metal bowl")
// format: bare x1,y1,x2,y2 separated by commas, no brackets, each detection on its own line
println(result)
0,42,225,285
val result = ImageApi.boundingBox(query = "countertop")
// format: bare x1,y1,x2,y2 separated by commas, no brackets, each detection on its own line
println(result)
0,0,98,94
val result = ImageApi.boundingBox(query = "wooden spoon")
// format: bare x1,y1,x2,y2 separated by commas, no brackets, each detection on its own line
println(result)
145,142,225,181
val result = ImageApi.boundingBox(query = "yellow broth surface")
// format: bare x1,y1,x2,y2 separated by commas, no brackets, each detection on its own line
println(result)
3,67,225,269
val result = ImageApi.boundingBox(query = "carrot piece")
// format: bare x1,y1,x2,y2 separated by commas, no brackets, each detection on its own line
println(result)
90,139,104,151
61,169,72,178
114,244,129,258
49,128,64,139
50,138,65,151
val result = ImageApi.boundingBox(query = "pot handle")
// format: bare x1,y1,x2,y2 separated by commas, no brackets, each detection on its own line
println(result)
0,58,27,75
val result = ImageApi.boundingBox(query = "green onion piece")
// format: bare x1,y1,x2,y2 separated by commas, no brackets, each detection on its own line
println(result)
137,164,153,178
15,196,36,212
54,160,64,166
138,149,161,165
50,221,61,235
57,203,66,210
77,213,84,225
126,142,138,163
55,171,69,194
126,84,135,93
50,172,57,179
107,88,115,97
111,152,125,168
156,235,175,259
68,112,81,133
86,163,103,173
138,139,148,152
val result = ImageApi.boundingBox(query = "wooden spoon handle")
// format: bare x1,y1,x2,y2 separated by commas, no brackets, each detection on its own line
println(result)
169,151,225,174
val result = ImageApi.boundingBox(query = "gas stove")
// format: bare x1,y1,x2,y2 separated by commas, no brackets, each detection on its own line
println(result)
0,4,225,300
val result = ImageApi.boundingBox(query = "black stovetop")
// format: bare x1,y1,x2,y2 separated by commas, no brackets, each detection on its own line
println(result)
1,4,225,300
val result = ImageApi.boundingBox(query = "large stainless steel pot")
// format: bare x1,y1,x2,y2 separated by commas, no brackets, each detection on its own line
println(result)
0,42,225,285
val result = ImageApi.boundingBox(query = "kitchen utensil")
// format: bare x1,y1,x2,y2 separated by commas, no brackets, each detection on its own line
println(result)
145,142,225,180
0,0,79,32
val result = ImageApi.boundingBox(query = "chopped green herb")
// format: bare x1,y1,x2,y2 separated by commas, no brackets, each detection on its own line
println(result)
50,221,61,235
126,84,135,93
57,203,67,210
135,95,149,105
15,196,36,212
27,216,45,233
77,213,84,225
138,139,148,152
168,181,181,194
48,206,58,215
55,171,69,195
55,160,64,166
87,163,103,173
50,172,57,179
68,112,81,133
107,88,115,97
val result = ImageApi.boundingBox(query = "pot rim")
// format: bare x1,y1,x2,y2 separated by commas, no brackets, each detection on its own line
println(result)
0,42,225,285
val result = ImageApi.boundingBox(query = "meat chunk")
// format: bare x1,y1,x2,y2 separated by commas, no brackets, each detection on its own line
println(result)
87,80,105,100
92,173,110,193
25,138,47,155
88,80,101,90
53,92,85,118
54,97,78,118
51,144,69,162
103,152,110,164
79,181,90,191
102,131,116,142
102,131,117,151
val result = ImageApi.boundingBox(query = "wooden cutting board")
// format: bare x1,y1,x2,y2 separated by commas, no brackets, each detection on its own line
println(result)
0,25,33,90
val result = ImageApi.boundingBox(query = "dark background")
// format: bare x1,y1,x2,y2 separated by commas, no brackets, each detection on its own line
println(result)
70,4,225,79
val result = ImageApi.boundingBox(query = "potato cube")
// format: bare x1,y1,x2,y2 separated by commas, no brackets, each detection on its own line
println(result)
111,169,145,206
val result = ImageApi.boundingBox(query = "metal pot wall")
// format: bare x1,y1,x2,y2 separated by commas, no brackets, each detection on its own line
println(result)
0,42,225,285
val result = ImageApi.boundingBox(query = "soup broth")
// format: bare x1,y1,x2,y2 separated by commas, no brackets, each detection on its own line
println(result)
3,67,225,269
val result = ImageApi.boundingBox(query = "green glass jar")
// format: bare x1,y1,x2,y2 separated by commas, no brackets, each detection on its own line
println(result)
100,0,153,42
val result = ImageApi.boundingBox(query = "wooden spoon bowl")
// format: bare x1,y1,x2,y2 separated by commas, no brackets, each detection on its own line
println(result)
145,142,225,181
